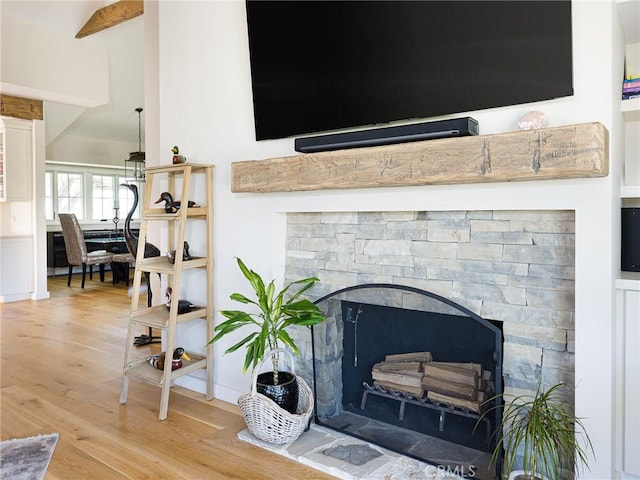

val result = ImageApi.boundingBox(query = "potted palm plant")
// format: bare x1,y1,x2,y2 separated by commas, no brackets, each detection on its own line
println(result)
478,381,593,480
208,257,326,414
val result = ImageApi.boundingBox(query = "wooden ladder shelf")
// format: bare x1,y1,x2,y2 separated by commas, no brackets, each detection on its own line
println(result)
119,163,214,420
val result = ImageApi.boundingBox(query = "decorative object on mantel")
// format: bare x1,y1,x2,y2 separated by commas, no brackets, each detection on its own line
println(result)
476,381,593,480
208,257,326,442
518,111,547,130
231,122,608,193
147,347,191,370
154,191,198,214
171,145,187,164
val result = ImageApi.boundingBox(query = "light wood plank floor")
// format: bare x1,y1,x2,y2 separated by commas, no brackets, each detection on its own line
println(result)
1,275,334,480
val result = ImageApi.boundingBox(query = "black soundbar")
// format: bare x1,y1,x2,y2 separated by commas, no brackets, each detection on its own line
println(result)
294,117,479,153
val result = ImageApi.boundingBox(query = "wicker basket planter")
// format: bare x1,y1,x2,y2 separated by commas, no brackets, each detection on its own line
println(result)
238,349,314,444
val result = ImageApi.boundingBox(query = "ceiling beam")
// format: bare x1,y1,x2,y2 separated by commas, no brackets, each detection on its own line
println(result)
0,94,43,121
75,0,143,39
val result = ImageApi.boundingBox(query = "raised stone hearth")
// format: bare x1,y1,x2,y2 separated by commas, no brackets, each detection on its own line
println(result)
239,424,470,480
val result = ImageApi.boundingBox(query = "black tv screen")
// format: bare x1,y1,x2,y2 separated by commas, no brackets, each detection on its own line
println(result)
246,1,573,141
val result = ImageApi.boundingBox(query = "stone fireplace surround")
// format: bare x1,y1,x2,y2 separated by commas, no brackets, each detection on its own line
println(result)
286,210,576,390
284,209,576,474
220,122,614,478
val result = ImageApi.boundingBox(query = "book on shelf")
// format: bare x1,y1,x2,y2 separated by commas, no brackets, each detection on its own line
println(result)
621,77,639,100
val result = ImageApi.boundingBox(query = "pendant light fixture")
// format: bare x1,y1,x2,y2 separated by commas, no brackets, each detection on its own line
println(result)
125,107,145,181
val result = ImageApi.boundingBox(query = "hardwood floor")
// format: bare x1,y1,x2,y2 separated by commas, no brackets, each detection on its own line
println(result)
0,275,334,479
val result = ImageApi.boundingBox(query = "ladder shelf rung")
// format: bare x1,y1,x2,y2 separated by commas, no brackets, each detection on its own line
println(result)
124,353,208,386
129,305,208,328
142,207,207,219
144,163,210,174
136,256,207,273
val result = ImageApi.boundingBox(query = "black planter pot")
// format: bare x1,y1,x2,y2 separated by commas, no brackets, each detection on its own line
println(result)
256,371,299,414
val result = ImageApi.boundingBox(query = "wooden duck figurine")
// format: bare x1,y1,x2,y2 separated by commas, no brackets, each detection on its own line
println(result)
154,191,197,214
171,145,186,164
148,347,191,370
165,287,199,314
167,241,192,264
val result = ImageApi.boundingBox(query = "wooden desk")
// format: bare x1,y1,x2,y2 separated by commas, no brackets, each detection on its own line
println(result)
47,230,137,270
85,236,128,254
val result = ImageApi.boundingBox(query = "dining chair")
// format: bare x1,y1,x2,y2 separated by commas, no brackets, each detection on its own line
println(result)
111,253,135,286
59,213,115,288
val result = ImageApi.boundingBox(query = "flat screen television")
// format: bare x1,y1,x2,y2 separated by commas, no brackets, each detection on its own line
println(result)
246,1,573,141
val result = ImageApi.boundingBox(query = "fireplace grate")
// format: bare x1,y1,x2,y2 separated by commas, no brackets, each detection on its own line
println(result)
360,382,491,441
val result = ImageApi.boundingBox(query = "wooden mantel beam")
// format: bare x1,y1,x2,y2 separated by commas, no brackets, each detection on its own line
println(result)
76,0,143,39
231,122,609,193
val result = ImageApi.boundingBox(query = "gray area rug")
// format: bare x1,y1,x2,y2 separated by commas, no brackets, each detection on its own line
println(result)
0,433,58,480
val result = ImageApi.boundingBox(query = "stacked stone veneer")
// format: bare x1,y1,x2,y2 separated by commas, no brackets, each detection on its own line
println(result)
284,210,575,402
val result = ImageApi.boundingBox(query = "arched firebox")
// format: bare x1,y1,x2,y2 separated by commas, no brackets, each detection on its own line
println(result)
312,284,503,479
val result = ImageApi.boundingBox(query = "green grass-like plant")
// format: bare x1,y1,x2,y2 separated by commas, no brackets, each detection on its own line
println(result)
207,257,326,384
478,381,593,480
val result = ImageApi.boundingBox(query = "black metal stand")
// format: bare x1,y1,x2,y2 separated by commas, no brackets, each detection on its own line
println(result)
134,272,162,346
112,207,120,235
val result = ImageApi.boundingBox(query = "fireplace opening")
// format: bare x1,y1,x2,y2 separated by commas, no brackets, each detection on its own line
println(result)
311,284,503,479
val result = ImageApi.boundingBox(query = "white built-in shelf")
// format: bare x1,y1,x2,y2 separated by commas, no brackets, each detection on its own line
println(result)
616,271,640,290
619,0,640,200
622,98,640,121
621,185,640,198
618,0,639,122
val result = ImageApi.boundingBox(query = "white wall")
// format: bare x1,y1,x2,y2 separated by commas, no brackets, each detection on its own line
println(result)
0,14,108,107
46,133,137,167
154,1,621,478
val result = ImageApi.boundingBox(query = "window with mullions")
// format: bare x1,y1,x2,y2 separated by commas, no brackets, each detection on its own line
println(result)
45,164,139,223
45,171,54,220
57,172,83,218
92,175,115,220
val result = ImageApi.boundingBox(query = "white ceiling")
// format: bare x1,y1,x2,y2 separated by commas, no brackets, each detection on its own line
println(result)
1,0,145,146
